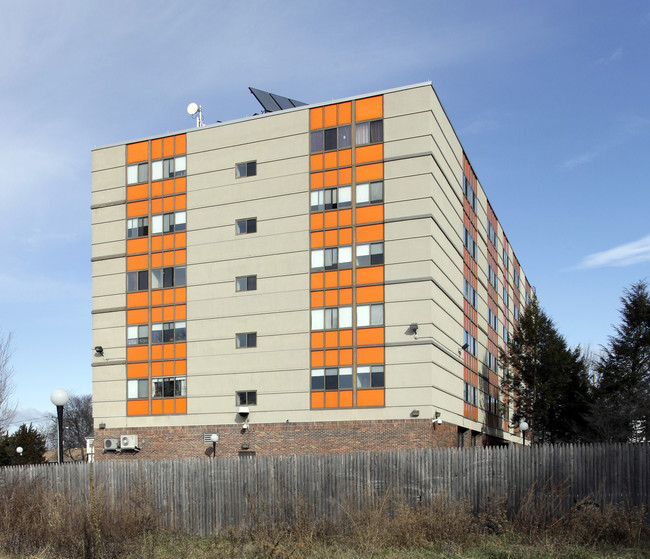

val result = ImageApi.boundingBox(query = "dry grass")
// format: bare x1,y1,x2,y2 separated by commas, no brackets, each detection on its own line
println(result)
0,472,647,559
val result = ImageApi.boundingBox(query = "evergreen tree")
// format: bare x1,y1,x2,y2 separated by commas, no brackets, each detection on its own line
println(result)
500,295,592,444
592,281,650,442
3,424,47,465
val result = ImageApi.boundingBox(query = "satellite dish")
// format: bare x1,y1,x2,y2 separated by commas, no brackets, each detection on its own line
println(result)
187,102,199,116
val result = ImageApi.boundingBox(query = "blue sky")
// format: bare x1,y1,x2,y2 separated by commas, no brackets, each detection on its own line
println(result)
2,1,649,429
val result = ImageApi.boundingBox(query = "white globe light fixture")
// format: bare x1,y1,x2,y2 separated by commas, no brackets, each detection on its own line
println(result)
50,388,70,464
16,446,23,465
210,433,219,459
519,420,529,447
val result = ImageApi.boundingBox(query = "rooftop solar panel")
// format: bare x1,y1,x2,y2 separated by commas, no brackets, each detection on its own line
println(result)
249,87,306,113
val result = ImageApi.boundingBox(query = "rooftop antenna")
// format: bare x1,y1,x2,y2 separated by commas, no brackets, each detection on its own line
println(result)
187,102,204,127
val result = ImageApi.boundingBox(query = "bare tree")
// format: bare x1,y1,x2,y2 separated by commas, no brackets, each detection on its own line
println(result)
0,333,17,433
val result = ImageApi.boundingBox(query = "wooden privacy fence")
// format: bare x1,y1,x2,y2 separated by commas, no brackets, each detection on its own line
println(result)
1,443,648,535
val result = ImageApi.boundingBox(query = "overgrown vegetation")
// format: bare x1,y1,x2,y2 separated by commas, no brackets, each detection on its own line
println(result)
0,472,646,559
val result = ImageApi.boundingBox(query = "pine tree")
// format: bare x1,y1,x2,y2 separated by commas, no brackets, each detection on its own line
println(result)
6,424,47,465
593,281,650,442
500,295,592,444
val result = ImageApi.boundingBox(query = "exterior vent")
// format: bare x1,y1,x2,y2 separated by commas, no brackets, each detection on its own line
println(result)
103,438,119,451
203,432,219,444
120,434,139,450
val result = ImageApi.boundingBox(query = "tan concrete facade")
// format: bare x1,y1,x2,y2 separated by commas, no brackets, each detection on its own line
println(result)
91,83,531,458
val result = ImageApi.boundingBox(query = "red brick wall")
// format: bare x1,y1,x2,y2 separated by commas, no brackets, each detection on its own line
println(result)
94,419,463,460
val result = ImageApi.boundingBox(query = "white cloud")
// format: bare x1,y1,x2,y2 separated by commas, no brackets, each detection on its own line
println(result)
576,235,650,269
595,46,623,65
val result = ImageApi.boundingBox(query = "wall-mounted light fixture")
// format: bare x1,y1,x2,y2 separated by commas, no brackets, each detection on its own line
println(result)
433,411,442,425
409,323,418,335
461,343,469,351
410,409,420,417
94,346,104,356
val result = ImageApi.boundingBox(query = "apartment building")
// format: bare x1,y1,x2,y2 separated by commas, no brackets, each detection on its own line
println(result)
91,82,532,459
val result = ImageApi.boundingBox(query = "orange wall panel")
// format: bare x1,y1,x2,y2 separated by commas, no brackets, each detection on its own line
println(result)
175,287,186,303
163,399,175,414
127,362,148,378
310,107,323,130
175,398,187,414
356,144,383,165
311,273,324,289
323,104,337,127
324,330,338,348
339,167,352,184
151,306,162,322
127,237,148,255
357,266,383,285
356,223,384,243
310,213,324,230
324,271,338,288
127,200,148,218
339,329,353,346
175,134,186,154
163,251,174,266
152,181,163,198
339,269,352,286
127,141,148,164
323,211,338,229
175,304,186,319
127,292,148,308
176,343,187,358
127,308,148,325
163,306,174,321
357,327,384,346
325,349,338,366
127,184,148,201
175,176,186,193
151,197,163,213
127,346,148,362
324,229,338,247
163,180,174,196
339,227,352,243
152,400,163,414
356,96,383,122
175,250,187,265
176,194,187,210
163,235,175,250
356,205,384,225
311,350,324,367
311,231,324,248
151,139,163,160
176,360,187,375
339,149,351,167
152,344,163,360
311,392,324,408
311,331,324,349
357,389,384,407
151,252,162,268
357,346,384,364
324,289,338,306
339,210,352,227
339,348,353,365
324,170,337,187
163,344,174,359
163,196,174,212
175,232,187,248
163,136,174,157
339,390,353,407
127,400,149,416
152,361,163,376
325,391,338,408
356,163,383,182
163,361,175,375
311,172,323,189
357,285,384,304
323,151,337,169
310,154,323,171
338,102,351,125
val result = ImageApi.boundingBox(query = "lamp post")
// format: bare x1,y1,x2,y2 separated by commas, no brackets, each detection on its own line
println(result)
16,446,23,465
50,388,69,464
210,433,218,459
519,420,529,447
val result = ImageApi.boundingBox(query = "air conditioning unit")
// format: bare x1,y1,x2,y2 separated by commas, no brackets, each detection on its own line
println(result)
103,438,119,451
120,434,139,450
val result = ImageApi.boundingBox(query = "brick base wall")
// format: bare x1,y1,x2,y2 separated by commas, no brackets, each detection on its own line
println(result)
94,418,483,460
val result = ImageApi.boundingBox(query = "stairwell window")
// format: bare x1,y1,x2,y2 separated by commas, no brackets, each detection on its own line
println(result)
236,218,257,234
236,161,257,178
236,332,257,348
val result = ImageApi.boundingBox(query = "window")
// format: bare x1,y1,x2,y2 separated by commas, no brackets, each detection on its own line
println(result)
487,351,497,372
356,181,383,205
463,226,477,260
152,156,186,180
464,381,478,406
236,275,257,292
151,321,186,343
525,290,531,306
235,161,256,178
127,379,148,399
357,365,384,388
488,307,497,331
236,218,257,234
152,377,186,398
151,266,186,289
127,217,149,238
127,162,148,185
513,269,520,290
310,130,323,152
503,286,509,309
324,127,337,151
152,211,186,235
311,367,353,390
127,270,148,292
503,248,509,271
357,303,384,327
463,175,476,211
310,125,353,153
127,324,148,345
356,119,383,145
310,186,351,211
514,306,520,322
487,219,497,247
356,242,384,267
338,125,351,149
503,325,509,343
236,391,257,406
236,332,257,348
464,278,477,308
311,246,352,270
488,265,498,291
311,307,352,330
488,394,500,416
463,330,477,357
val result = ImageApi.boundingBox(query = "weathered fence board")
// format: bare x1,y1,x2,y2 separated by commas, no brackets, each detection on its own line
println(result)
1,443,647,535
